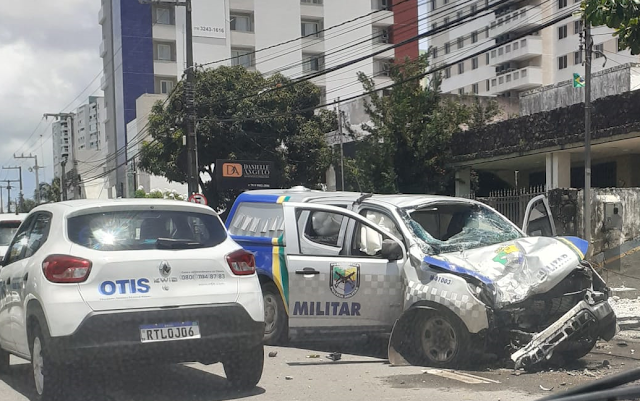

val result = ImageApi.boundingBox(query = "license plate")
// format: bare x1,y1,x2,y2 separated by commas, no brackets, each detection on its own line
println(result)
139,321,201,343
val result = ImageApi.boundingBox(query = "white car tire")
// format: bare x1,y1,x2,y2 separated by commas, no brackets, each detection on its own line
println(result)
0,347,9,375
30,324,65,401
223,344,264,390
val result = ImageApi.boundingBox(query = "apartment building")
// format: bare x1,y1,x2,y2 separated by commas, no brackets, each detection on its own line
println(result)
74,96,106,152
52,117,73,179
428,0,640,97
99,0,419,197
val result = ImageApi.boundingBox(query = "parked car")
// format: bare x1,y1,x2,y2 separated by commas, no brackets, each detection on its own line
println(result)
0,213,28,262
225,187,617,369
0,199,265,401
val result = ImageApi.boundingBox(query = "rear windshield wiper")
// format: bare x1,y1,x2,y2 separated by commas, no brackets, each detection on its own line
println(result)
155,238,203,249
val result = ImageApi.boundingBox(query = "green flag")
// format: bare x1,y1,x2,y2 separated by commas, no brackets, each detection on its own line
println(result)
573,73,585,88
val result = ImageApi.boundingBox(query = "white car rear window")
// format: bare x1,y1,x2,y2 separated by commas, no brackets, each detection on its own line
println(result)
67,210,227,251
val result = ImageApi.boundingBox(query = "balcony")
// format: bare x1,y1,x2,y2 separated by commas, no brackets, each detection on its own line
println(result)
231,31,255,48
152,24,176,41
489,66,542,94
99,5,106,24
154,60,178,76
490,5,543,36
489,35,542,66
99,41,107,57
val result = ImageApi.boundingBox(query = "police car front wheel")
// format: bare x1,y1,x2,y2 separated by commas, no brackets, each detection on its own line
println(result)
413,310,470,368
262,282,288,345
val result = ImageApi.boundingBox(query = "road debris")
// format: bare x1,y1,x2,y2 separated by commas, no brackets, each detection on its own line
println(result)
539,385,554,391
306,354,320,358
583,369,596,378
327,352,342,361
285,376,294,380
602,360,610,368
268,351,278,357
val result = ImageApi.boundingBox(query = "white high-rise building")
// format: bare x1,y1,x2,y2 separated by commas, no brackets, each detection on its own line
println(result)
428,0,640,97
99,0,420,197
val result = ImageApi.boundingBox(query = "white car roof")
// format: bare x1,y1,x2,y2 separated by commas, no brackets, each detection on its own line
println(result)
31,199,216,218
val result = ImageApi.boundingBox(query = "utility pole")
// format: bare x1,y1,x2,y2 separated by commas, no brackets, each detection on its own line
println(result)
583,22,593,247
2,166,22,212
0,185,4,214
44,112,79,200
336,97,345,191
140,0,197,195
60,159,68,201
1,180,19,213
14,153,42,204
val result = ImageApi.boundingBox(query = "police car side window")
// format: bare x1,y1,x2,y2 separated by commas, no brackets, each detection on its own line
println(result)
303,211,344,247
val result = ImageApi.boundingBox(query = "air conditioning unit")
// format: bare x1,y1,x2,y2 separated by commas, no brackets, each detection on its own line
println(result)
379,0,390,10
381,29,390,43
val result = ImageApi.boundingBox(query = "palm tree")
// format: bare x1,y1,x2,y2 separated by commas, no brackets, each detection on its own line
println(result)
35,178,61,203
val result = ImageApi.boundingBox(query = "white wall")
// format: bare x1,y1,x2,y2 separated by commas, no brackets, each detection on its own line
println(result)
254,0,303,77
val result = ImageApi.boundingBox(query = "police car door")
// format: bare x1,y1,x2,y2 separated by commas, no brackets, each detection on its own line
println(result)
282,203,406,333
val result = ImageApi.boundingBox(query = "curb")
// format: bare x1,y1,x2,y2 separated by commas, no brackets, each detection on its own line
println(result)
611,288,640,300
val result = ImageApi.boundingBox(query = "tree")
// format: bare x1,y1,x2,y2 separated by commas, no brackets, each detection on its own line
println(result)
347,54,470,195
134,187,185,201
139,66,336,214
583,0,640,55
35,178,61,203
19,198,37,213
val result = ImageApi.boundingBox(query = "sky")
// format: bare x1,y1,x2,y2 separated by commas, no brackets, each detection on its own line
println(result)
0,0,102,203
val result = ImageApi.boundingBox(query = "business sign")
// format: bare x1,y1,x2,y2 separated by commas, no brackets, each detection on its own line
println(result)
191,0,226,39
216,160,275,190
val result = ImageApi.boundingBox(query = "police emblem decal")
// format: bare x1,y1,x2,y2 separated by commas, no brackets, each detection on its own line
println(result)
329,263,360,299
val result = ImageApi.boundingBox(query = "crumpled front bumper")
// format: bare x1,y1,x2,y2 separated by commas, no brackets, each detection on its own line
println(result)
510,293,617,369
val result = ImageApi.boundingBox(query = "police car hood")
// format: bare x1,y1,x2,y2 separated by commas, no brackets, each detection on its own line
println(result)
421,236,588,308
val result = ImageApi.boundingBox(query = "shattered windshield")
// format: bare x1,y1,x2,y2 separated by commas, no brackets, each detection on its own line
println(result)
403,202,523,254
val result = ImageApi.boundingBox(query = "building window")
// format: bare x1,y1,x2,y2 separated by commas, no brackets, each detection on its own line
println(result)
444,16,449,25
574,20,583,34
558,54,568,69
445,42,450,54
301,19,323,37
458,61,464,74
373,0,391,11
472,57,478,69
374,59,392,76
472,83,479,94
558,24,567,39
160,80,174,94
155,42,174,61
154,6,173,25
574,50,583,65
302,53,325,72
373,27,391,44
559,0,567,8
457,37,464,49
231,13,253,32
485,26,489,38
430,0,436,10
457,11,463,19
471,3,477,13
432,21,438,30
301,0,323,4
444,67,451,78
485,53,490,64
458,88,465,95
472,31,478,43
595,43,604,58
486,79,490,91
231,48,254,68
432,46,438,58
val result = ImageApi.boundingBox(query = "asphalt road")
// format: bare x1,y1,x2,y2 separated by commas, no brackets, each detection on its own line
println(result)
1,334,639,401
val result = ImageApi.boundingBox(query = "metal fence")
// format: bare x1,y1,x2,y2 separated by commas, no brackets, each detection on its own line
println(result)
466,186,546,226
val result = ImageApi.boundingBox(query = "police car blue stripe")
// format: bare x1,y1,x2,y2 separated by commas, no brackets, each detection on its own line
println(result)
231,235,275,245
423,255,494,285
558,236,589,258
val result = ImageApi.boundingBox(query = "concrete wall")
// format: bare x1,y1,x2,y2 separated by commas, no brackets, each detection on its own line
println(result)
519,63,640,116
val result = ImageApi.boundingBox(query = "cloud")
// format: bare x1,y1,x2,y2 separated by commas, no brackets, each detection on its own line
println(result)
0,0,102,196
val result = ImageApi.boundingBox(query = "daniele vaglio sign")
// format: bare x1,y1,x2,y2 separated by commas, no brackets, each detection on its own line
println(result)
216,160,275,190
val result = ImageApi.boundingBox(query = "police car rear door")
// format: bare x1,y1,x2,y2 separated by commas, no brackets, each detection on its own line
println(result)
282,203,406,334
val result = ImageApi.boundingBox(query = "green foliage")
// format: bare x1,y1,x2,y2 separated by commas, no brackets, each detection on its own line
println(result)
139,66,335,213
583,0,640,55
347,55,472,195
35,178,61,203
134,188,185,201
19,198,37,213
467,97,501,131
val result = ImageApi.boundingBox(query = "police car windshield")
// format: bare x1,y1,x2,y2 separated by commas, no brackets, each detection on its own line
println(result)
403,202,523,254
67,210,227,251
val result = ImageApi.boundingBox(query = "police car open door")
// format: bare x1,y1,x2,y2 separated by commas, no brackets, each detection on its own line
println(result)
282,203,406,333
522,195,556,237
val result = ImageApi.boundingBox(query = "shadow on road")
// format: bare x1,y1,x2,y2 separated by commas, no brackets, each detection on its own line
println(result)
0,358,265,401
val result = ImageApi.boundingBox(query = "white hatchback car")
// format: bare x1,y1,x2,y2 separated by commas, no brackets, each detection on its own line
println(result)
0,199,265,400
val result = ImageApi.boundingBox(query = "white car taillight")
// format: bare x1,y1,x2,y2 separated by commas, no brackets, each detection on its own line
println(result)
226,249,256,276
42,254,92,283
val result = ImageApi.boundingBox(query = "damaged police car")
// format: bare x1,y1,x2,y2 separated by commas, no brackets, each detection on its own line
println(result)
226,187,617,369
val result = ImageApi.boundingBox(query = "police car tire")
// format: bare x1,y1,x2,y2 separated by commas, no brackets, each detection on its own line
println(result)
556,337,597,362
0,347,10,374
262,283,288,345
224,344,264,390
30,324,66,401
412,309,471,369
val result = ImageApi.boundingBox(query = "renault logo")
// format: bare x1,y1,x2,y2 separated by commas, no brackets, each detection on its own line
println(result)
159,261,171,277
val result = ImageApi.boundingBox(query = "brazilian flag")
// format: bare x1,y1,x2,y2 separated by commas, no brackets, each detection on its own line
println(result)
573,73,585,88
